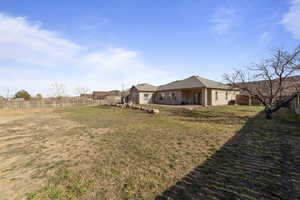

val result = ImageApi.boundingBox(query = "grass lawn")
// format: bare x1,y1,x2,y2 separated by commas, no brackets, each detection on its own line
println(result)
1,105,299,199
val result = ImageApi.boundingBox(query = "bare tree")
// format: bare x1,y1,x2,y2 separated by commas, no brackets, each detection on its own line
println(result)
49,82,67,98
224,45,300,119
74,87,90,96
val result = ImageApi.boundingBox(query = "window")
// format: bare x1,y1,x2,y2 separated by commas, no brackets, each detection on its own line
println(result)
165,93,171,100
159,93,163,100
144,94,149,100
159,93,165,100
171,93,176,100
215,91,218,101
225,91,228,100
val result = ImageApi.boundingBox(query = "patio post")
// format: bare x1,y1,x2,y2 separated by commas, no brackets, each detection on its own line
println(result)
202,88,207,106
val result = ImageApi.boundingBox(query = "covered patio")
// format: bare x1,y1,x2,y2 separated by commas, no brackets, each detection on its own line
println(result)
181,88,210,106
155,88,210,106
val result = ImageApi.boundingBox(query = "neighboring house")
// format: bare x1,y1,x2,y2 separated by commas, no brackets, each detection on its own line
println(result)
128,83,157,104
129,76,239,106
92,90,121,100
13,98,25,102
80,93,93,98
236,75,300,105
290,92,300,115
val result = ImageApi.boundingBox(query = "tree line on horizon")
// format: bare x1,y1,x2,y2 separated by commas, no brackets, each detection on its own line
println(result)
0,83,91,101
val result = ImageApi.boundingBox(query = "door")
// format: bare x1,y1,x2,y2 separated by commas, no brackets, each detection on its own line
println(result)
193,92,202,105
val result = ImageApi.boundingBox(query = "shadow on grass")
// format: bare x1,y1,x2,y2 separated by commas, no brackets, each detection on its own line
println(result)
156,110,300,200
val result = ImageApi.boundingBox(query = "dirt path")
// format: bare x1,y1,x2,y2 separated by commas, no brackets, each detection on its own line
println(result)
0,109,107,200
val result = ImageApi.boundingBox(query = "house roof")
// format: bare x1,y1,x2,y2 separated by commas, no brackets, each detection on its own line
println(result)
238,75,300,96
158,76,233,91
134,83,158,91
80,93,93,97
14,98,25,102
93,90,121,97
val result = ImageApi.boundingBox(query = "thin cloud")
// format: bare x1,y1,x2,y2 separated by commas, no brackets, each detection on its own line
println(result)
100,18,109,24
281,0,300,39
79,18,109,31
210,7,237,35
259,31,272,45
0,13,170,96
0,14,81,66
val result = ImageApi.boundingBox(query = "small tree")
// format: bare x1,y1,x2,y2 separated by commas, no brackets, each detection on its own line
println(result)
0,96,5,101
36,93,43,99
14,90,31,100
224,45,300,119
49,82,67,98
74,87,90,96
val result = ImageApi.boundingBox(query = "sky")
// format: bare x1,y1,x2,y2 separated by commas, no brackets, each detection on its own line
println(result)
0,0,299,97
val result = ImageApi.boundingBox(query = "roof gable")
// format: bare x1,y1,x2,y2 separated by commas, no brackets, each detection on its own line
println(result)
195,76,232,89
134,83,157,91
158,76,231,91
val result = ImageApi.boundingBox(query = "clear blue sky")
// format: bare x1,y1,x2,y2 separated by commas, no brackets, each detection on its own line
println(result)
0,0,299,96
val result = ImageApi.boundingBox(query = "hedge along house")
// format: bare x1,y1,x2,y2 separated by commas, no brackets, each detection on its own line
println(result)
129,76,239,106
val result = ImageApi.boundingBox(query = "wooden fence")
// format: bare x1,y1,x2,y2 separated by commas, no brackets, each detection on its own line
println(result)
289,93,300,115
236,95,261,106
0,97,120,109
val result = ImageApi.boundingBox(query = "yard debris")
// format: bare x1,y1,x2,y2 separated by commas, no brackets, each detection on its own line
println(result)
151,108,160,114
115,103,160,114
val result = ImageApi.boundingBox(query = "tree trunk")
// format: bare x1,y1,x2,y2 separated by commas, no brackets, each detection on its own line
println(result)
265,106,273,119
263,94,298,119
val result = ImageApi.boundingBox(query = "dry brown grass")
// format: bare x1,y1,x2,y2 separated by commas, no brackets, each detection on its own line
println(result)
25,105,265,200
0,108,108,200
0,108,54,124
1,105,299,200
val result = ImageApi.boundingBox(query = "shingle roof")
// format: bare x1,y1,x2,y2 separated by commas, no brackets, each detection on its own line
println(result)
93,90,121,97
158,76,232,91
134,83,158,91
238,75,300,96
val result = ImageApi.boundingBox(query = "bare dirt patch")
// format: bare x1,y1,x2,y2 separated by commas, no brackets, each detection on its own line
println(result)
0,108,53,125
0,108,108,200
